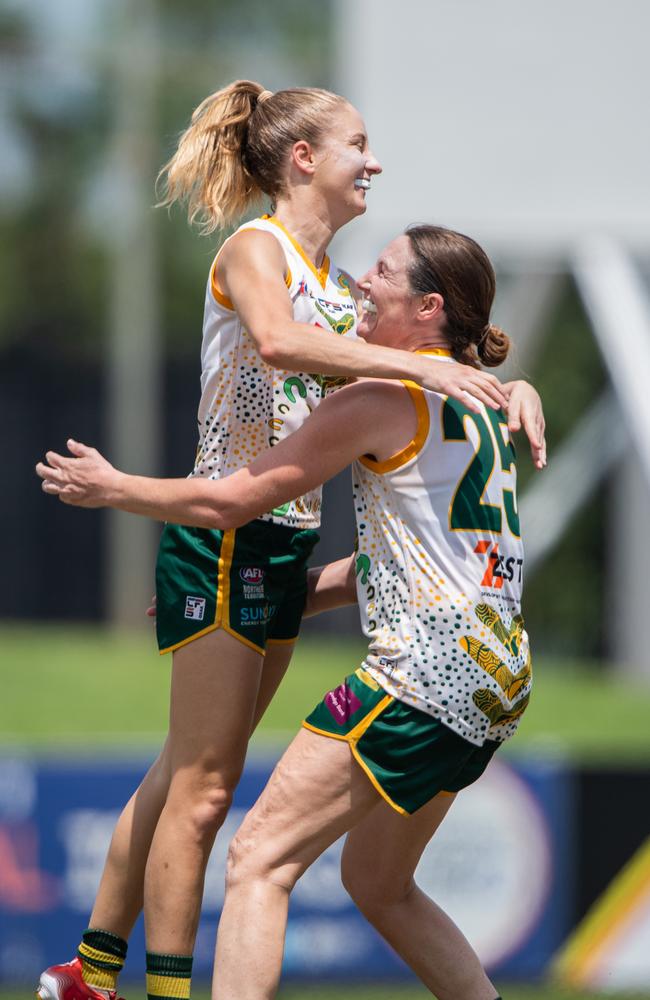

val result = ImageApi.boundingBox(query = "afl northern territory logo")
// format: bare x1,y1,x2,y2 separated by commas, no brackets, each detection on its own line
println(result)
240,567,265,599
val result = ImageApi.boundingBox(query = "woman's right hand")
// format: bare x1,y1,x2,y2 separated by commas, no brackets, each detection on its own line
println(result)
414,356,508,412
36,439,122,507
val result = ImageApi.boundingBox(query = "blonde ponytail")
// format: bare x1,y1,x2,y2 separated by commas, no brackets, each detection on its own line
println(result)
157,80,346,235
157,80,266,234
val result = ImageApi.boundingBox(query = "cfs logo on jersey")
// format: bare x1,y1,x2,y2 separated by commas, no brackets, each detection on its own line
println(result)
240,567,265,599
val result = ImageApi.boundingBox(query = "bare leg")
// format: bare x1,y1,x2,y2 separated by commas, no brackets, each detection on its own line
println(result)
143,631,299,955
88,741,171,937
74,637,296,951
341,797,499,1000
213,729,381,1000
251,641,296,731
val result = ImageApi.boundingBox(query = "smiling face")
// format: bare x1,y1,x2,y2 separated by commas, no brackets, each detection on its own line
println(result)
357,235,428,348
310,103,382,224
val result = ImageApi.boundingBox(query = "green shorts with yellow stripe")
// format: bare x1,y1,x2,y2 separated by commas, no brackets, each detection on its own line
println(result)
303,668,500,815
155,519,319,655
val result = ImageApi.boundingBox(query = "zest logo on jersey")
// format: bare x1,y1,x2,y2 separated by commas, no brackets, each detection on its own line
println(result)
474,542,523,588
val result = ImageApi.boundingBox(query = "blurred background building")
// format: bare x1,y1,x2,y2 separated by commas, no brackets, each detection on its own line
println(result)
333,0,650,680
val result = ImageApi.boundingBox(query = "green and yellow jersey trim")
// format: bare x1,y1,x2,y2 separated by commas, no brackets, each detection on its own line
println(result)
209,247,292,312
263,214,330,289
359,381,431,474
358,351,450,474
303,693,408,815
158,529,265,657
216,528,266,655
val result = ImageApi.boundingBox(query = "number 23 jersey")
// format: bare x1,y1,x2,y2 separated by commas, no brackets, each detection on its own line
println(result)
353,359,532,747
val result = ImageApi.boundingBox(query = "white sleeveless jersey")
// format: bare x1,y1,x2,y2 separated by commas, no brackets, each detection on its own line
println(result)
190,215,358,528
353,354,532,746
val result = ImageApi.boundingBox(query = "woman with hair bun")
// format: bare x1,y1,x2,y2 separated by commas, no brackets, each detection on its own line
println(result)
41,222,535,1000
37,75,543,1000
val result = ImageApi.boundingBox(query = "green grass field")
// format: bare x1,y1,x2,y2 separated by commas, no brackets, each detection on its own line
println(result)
2,624,650,761
2,624,650,1000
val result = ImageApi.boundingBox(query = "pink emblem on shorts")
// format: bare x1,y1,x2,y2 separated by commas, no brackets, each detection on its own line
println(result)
324,683,362,726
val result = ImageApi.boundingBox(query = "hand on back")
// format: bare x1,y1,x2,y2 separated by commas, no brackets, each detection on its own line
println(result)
413,354,508,412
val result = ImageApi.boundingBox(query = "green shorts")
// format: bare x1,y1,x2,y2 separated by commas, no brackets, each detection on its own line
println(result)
155,519,319,655
303,669,499,815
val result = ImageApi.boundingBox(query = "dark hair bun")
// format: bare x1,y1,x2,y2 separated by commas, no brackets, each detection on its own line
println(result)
478,323,510,367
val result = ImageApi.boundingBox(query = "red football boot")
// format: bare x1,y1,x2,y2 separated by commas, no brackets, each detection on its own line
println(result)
36,957,125,1000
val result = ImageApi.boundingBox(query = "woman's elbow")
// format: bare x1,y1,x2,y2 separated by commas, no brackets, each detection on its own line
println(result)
254,330,284,367
203,511,233,532
204,500,250,532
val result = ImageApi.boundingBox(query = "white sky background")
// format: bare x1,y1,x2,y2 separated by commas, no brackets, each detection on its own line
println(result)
332,0,650,272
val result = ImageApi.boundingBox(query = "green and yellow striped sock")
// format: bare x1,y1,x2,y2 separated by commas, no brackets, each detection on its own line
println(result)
146,952,193,1000
77,928,128,991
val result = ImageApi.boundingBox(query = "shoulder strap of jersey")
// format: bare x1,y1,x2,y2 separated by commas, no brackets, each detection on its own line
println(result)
209,217,292,309
357,382,432,475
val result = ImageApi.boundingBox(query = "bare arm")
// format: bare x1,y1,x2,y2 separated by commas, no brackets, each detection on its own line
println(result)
36,382,406,529
218,229,507,412
303,555,358,618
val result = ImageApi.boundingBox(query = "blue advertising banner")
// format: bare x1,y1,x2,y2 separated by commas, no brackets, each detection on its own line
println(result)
0,752,572,985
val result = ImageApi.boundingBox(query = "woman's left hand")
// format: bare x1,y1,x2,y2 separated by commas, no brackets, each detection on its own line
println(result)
503,381,547,470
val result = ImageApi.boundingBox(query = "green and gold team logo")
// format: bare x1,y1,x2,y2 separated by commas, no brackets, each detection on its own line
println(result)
459,603,531,725
309,302,356,393
314,299,356,336
337,272,353,295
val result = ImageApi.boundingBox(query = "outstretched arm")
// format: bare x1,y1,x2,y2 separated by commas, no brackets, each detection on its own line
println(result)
36,382,403,530
218,229,507,412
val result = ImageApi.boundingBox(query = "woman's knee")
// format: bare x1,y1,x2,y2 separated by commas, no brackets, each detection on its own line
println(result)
225,822,300,894
341,850,413,916
168,770,237,842
225,823,270,887
192,783,234,836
